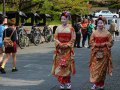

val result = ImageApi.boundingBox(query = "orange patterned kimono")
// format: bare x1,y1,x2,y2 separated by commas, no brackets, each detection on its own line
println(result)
89,29,113,86
52,25,76,84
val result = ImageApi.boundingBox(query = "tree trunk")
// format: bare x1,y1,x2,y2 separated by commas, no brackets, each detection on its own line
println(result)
3,0,6,15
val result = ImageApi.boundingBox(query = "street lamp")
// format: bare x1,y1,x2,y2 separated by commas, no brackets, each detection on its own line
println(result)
3,0,6,15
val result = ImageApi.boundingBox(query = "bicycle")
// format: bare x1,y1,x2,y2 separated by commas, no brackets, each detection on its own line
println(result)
40,25,53,42
27,25,41,46
16,24,30,49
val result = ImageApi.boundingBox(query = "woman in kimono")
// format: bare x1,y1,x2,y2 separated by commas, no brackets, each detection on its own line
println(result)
52,12,76,90
89,17,113,90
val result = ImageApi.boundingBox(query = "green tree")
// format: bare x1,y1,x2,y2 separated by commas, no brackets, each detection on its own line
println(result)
51,0,90,15
0,0,32,11
0,0,90,15
107,0,120,12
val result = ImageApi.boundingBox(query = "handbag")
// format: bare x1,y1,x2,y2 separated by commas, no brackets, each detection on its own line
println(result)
115,30,119,36
95,47,104,59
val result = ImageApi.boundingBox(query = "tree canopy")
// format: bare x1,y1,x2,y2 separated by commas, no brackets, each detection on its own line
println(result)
0,0,90,15
107,0,120,11
91,0,120,12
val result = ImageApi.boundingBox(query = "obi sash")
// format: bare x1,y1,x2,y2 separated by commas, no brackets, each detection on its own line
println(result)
58,33,71,43
94,37,108,44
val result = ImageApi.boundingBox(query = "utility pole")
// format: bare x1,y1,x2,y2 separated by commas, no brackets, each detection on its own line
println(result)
3,0,6,15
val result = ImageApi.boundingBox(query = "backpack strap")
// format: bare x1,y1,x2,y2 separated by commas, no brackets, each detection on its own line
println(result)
5,29,6,37
5,28,15,38
10,30,15,38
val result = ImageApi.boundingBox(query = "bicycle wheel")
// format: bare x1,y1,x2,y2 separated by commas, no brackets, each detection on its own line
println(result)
18,28,29,48
42,29,48,42
39,29,43,43
17,29,26,49
24,35,30,47
33,29,41,46
23,29,30,47
46,27,53,42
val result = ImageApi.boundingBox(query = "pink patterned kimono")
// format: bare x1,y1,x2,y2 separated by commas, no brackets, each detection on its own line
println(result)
89,29,113,87
52,25,76,84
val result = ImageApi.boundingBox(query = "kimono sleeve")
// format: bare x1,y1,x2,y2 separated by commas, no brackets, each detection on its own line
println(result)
67,27,76,48
89,32,95,48
54,26,61,47
107,33,113,47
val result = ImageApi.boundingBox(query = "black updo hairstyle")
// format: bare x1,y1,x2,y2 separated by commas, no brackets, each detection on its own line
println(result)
60,12,68,20
97,17,107,24
61,12,68,18
60,11,71,20
0,15,4,24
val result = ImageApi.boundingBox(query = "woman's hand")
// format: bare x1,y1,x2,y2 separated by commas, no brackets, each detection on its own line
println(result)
96,43,107,47
59,43,63,47
62,43,69,48
59,43,68,48
95,43,101,47
101,43,106,46
110,72,112,76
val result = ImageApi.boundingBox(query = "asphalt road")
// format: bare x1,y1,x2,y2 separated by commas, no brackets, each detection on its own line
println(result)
0,39,120,90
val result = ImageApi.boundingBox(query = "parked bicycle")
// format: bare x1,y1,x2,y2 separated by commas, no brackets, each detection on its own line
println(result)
38,25,53,42
27,25,41,46
16,23,29,49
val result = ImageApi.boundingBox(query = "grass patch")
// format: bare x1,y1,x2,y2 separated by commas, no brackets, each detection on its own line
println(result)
46,19,72,25
46,19,61,25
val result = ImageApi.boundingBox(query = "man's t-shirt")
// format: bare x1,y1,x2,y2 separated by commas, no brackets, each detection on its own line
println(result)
73,23,81,33
0,25,5,47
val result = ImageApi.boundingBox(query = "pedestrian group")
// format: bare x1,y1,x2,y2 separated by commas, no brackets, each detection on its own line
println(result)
0,15,18,74
52,11,115,90
0,11,116,90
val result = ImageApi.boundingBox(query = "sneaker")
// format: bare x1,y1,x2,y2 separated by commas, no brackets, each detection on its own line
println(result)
87,46,91,48
12,68,18,72
77,46,82,48
60,84,65,90
99,86,104,90
66,83,71,89
0,67,6,74
91,84,97,90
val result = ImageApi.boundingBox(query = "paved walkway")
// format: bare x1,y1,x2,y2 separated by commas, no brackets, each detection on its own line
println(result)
0,40,119,90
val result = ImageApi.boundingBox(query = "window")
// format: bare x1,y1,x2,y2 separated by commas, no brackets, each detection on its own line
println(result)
102,11,109,13
102,11,106,13
108,19,117,25
108,20,112,25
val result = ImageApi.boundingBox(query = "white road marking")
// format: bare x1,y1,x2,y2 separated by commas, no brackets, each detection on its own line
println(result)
0,77,45,86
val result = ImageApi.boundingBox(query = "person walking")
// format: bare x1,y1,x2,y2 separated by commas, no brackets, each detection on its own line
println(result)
81,18,88,47
0,19,18,74
89,17,113,90
51,12,76,90
87,19,95,48
109,19,117,40
74,18,82,48
0,16,5,65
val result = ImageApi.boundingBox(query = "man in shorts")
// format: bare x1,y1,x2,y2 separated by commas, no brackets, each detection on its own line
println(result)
0,16,6,65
